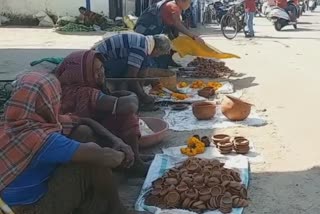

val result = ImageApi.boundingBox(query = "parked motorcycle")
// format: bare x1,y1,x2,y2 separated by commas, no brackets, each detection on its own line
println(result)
309,0,317,11
268,0,298,31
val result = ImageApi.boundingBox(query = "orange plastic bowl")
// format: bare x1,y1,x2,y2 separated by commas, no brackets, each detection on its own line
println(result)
139,117,169,148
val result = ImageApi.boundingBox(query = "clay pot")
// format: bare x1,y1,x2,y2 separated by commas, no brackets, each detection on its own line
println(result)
192,101,216,120
221,95,252,121
201,136,211,147
212,134,231,145
198,87,215,98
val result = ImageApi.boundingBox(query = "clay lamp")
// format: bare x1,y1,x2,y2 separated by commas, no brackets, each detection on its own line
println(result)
231,171,241,182
212,170,222,177
229,181,242,190
221,196,232,209
233,137,249,147
209,176,220,184
152,178,163,188
221,174,233,182
203,169,212,177
210,159,221,166
191,200,207,210
216,195,224,207
212,134,231,145
204,164,213,171
199,187,211,196
145,195,160,206
176,183,189,193
182,198,191,209
240,187,248,199
167,185,176,192
160,188,169,197
199,159,208,166
164,178,178,186
151,188,162,196
193,183,205,190
201,136,211,147
181,177,193,185
187,162,200,173
221,180,231,187
212,165,221,171
211,186,222,196
193,174,204,183
164,191,180,207
209,196,219,208
185,189,199,200
199,194,212,203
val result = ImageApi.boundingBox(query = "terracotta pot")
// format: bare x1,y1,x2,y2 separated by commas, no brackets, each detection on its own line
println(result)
221,95,252,121
201,136,211,147
212,134,231,145
192,101,216,120
198,87,215,98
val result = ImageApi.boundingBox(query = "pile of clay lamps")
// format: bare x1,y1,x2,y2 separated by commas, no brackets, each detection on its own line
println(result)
145,157,249,213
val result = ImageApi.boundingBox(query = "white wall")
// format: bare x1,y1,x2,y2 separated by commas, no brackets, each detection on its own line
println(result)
0,0,110,17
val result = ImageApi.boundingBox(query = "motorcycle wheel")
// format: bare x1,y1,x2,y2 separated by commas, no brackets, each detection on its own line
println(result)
274,20,282,31
293,24,297,29
221,14,239,40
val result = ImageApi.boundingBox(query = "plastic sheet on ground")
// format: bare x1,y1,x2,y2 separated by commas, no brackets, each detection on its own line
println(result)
163,106,267,131
135,154,249,214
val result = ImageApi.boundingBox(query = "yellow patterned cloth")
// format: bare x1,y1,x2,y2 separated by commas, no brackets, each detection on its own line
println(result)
172,36,240,59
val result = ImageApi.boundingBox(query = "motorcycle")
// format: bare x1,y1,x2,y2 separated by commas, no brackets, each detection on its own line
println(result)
309,0,317,11
268,0,298,31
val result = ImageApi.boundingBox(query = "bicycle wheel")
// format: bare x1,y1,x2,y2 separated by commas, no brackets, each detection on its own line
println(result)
220,14,239,40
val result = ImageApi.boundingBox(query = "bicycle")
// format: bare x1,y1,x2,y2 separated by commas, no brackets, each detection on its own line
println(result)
220,1,246,39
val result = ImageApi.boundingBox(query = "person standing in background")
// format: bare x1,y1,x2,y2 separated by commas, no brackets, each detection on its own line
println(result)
244,0,256,38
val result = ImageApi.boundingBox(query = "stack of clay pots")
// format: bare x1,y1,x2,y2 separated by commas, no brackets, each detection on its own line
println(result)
212,134,233,154
145,157,249,213
212,134,250,155
233,137,250,154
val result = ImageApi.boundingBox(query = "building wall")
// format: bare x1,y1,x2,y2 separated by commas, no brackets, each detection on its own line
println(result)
0,0,110,17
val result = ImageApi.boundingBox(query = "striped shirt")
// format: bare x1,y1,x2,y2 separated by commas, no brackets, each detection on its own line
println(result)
95,33,148,69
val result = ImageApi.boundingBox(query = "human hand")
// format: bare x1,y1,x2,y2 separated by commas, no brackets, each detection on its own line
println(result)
142,95,155,104
101,147,125,168
112,138,135,168
194,36,205,44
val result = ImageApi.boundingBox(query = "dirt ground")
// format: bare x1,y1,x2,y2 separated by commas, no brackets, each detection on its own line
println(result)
1,9,320,214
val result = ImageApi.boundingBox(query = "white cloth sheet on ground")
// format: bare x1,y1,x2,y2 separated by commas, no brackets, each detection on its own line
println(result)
163,105,267,131
135,154,249,214
162,143,264,164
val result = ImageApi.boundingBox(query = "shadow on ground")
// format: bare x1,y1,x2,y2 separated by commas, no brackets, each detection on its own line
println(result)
231,76,259,91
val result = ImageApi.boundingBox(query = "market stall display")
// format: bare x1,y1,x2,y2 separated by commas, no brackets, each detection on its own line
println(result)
144,157,249,213
178,58,234,78
212,134,251,155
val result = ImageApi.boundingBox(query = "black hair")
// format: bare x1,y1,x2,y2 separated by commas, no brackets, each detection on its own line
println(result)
79,7,86,11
